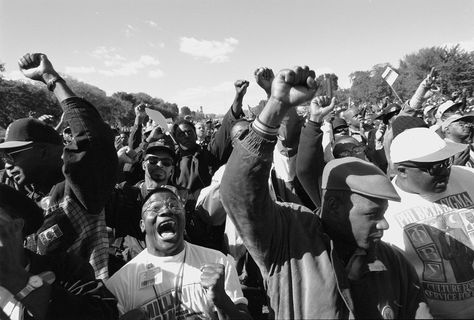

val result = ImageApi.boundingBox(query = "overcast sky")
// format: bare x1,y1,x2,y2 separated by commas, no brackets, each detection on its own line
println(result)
1,0,473,114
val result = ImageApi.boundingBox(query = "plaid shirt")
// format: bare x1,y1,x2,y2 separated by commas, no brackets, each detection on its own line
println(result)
31,97,117,280
43,195,110,280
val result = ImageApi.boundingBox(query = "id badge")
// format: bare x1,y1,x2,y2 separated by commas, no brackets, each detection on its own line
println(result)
138,266,163,289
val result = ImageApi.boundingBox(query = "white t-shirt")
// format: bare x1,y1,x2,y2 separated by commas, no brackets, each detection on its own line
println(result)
106,242,246,319
383,166,474,319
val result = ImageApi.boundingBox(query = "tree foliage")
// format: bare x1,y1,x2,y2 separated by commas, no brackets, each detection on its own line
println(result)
349,45,474,109
180,106,192,117
1,44,472,131
0,78,59,129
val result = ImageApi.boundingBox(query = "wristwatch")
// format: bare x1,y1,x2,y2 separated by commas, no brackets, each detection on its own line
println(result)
46,76,64,92
14,271,56,301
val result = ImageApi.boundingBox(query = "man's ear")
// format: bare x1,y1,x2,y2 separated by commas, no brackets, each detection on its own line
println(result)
140,219,145,234
142,160,147,171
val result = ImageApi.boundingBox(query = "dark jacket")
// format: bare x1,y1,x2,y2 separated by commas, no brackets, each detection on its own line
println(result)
26,249,118,320
296,120,326,209
173,146,218,193
36,97,117,280
220,126,425,319
208,107,244,166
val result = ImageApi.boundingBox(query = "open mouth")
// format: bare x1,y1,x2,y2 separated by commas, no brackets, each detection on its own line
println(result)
157,220,177,239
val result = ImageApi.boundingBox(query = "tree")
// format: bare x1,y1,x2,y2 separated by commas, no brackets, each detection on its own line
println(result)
396,45,474,99
180,106,192,117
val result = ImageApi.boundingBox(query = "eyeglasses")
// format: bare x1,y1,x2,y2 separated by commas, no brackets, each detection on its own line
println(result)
402,158,453,176
337,145,366,158
145,156,174,167
334,127,349,134
0,146,33,165
143,198,184,215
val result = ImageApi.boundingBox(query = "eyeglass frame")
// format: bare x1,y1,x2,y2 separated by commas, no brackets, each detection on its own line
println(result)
142,198,185,216
398,158,453,176
142,185,185,215
144,155,174,167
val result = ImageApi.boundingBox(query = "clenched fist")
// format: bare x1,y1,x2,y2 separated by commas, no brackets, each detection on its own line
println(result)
18,53,59,83
271,66,317,108
200,263,227,308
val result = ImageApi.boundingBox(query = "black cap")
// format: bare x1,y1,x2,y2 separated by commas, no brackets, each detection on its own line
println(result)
0,118,63,149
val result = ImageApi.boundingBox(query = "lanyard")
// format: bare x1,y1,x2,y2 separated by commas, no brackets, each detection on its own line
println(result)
174,246,187,309
151,245,187,317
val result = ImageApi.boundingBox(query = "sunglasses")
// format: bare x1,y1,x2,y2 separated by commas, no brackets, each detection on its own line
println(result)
145,156,174,167
401,158,453,176
337,145,366,158
334,127,349,134
0,146,33,165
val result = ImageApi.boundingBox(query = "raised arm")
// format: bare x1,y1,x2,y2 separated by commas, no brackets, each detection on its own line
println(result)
406,68,438,111
19,53,117,214
296,96,335,208
221,66,317,271
208,80,248,165
128,104,148,149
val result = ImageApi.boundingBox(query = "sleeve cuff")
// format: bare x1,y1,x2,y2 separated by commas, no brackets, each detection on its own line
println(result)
239,126,277,160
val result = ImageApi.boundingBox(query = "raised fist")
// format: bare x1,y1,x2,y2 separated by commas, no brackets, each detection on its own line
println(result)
18,53,58,83
234,80,249,96
271,66,317,108
134,103,148,124
200,263,227,308
309,96,336,122
254,67,274,95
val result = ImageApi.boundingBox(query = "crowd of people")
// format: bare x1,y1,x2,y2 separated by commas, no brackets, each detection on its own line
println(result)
0,52,474,319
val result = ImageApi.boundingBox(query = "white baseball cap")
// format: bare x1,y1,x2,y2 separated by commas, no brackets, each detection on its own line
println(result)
391,127,467,163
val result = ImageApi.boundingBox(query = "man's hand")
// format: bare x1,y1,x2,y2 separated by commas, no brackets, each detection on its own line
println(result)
18,53,59,83
134,103,148,125
375,123,387,150
309,96,336,122
271,66,317,108
375,123,387,142
117,146,138,164
254,67,274,96
146,125,164,143
200,263,227,308
234,80,249,97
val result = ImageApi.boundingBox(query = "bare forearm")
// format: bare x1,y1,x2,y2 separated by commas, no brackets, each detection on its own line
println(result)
257,97,288,128
42,73,77,103
409,80,429,110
